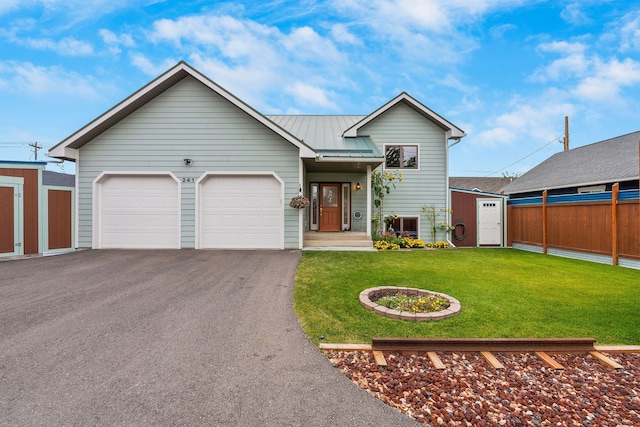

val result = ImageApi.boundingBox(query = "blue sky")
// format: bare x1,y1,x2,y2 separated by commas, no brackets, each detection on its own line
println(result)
1,0,639,176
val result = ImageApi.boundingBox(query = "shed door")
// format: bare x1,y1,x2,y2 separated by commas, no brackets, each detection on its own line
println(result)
198,174,283,249
0,180,23,257
97,174,180,249
477,199,502,246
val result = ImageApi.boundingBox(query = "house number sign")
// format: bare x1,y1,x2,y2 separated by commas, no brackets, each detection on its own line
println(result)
182,177,196,183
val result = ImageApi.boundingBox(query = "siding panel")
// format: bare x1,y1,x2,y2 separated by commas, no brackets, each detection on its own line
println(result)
359,102,448,242
78,77,300,249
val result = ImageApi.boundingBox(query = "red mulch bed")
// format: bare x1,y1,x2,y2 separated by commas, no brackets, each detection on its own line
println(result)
327,350,640,426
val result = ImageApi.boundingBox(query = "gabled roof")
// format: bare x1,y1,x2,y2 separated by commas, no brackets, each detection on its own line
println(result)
342,92,466,139
48,61,316,161
503,131,640,194
449,177,508,193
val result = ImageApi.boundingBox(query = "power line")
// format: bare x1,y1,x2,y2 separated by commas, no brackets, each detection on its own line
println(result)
484,136,564,177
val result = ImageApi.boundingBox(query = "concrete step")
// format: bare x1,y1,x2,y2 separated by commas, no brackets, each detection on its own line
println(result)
304,232,373,248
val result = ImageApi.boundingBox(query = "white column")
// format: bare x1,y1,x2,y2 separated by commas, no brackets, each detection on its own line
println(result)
366,164,372,235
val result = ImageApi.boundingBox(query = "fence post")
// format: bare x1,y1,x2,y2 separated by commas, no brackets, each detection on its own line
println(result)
542,190,548,254
612,183,619,266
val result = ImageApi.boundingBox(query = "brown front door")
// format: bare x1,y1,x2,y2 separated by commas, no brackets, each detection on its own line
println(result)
319,184,341,231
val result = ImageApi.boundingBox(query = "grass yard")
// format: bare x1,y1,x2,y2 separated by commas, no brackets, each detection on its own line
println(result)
293,249,640,345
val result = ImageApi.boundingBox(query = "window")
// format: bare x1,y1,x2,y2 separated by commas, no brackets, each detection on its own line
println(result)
389,216,418,238
578,185,606,194
385,145,418,169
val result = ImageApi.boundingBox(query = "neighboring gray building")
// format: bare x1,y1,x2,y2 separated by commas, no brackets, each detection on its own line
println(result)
503,131,640,198
48,61,465,250
42,170,75,188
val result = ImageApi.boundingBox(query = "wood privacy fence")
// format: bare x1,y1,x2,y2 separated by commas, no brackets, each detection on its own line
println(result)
507,184,640,268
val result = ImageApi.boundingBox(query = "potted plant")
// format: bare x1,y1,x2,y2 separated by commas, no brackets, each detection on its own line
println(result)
289,194,310,209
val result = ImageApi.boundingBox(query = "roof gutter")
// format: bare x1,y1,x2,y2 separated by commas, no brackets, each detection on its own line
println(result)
448,136,463,149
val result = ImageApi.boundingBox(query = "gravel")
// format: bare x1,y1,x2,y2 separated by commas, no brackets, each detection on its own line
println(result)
327,350,640,426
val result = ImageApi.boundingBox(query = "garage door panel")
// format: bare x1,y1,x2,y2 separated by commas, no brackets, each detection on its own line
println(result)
98,175,180,249
199,175,283,249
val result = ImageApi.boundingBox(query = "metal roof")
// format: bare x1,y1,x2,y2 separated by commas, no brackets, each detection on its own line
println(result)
503,130,640,194
267,115,362,148
267,115,383,159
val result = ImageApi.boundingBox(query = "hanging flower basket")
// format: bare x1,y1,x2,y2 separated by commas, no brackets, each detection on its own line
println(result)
289,194,310,209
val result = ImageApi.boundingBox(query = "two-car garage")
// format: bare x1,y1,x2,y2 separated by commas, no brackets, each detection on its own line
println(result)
94,172,284,250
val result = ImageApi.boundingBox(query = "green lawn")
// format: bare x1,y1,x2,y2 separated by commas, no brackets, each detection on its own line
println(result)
293,249,640,345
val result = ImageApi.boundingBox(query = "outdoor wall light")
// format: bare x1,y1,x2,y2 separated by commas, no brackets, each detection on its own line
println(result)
356,182,361,190
184,158,192,166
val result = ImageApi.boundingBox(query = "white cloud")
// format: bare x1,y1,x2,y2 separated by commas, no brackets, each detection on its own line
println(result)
99,28,135,55
533,37,640,105
0,61,107,99
0,0,22,14
560,3,593,26
22,36,94,56
282,26,343,63
489,23,517,39
130,53,176,76
473,96,575,148
618,10,640,52
572,57,640,102
330,23,362,45
285,82,338,110
143,13,355,112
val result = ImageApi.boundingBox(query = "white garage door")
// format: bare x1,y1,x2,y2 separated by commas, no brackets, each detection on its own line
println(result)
97,174,180,249
199,174,283,249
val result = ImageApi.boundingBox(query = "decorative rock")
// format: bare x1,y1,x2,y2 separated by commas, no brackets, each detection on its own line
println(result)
327,350,640,425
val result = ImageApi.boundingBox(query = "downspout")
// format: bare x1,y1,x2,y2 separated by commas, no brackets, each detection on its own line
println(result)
446,137,462,247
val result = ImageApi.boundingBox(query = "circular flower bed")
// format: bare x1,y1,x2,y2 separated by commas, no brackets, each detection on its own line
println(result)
359,286,460,321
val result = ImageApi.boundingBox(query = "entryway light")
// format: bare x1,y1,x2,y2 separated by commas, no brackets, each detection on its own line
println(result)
356,182,361,190
184,158,192,166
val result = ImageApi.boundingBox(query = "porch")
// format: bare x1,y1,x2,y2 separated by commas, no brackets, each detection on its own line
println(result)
303,231,374,249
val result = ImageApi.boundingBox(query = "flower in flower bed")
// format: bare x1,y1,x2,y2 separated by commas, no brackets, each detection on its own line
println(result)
289,194,310,209
373,231,426,250
425,241,449,248
400,237,425,248
373,240,400,250
374,292,450,313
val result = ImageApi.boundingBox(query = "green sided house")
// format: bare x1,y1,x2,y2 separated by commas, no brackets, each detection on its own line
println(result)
48,61,465,250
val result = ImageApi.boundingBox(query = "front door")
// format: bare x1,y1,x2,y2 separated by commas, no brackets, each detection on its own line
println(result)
319,184,341,231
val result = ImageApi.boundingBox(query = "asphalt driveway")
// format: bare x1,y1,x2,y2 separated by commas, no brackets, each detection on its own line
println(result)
0,250,416,426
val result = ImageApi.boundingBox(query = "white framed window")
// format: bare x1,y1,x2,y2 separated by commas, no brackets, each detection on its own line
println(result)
309,183,319,231
384,144,419,170
387,216,419,238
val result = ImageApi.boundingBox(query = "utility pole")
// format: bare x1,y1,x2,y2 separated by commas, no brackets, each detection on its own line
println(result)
28,142,43,160
564,116,569,151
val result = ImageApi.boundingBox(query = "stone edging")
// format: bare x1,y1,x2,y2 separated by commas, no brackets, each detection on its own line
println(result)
359,286,461,322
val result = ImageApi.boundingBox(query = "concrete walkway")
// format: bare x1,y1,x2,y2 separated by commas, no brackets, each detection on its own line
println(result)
0,250,417,426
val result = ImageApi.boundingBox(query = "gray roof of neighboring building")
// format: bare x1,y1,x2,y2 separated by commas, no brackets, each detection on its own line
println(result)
267,115,383,159
449,177,509,193
43,170,75,187
502,131,640,194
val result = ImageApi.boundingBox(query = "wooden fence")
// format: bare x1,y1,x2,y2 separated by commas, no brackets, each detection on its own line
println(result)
507,184,640,267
